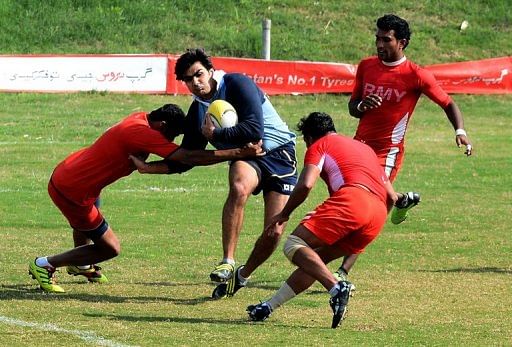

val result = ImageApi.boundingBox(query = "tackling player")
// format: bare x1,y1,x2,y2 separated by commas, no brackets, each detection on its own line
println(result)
247,112,398,328
29,104,263,293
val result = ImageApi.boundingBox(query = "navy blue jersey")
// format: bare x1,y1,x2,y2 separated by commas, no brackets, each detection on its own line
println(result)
168,72,296,173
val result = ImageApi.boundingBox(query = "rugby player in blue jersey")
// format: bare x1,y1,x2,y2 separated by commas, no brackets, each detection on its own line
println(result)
173,48,298,298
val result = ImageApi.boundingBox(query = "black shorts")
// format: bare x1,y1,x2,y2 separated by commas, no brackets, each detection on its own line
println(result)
233,141,297,195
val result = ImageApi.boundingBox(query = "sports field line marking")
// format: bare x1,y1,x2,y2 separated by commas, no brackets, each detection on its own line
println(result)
0,315,137,347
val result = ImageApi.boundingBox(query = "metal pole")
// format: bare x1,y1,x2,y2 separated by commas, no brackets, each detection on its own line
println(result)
262,19,271,60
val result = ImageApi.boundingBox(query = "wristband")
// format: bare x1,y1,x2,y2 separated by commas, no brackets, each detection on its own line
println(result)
455,129,467,136
356,101,365,112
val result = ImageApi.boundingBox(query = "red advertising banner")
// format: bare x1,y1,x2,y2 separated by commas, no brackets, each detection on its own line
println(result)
166,56,512,95
166,56,357,95
425,56,512,94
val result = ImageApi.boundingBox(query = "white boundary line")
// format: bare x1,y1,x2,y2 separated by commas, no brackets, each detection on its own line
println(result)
0,315,137,347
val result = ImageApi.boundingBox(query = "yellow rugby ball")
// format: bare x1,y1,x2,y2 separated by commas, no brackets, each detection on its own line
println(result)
207,100,238,128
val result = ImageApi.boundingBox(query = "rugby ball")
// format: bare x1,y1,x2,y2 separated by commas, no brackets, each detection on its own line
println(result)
207,100,238,128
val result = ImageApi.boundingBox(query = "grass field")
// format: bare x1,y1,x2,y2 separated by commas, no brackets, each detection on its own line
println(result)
0,93,511,346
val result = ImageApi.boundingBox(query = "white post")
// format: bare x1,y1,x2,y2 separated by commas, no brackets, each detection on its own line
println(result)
262,19,271,60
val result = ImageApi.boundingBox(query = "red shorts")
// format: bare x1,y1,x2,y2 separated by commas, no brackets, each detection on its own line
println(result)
374,146,404,183
300,186,387,254
48,180,104,232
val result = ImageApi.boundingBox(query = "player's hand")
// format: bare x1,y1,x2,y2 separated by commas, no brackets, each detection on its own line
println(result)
456,134,473,156
201,113,215,140
264,213,289,237
359,93,383,111
242,140,266,157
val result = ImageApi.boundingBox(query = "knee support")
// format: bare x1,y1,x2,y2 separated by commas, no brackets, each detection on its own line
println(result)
283,235,309,262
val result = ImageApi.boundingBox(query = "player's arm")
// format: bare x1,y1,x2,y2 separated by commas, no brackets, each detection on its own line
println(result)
166,142,263,166
207,76,264,144
420,68,473,156
443,101,473,156
129,156,170,174
265,164,320,235
348,94,383,118
348,59,382,118
383,179,398,213
130,142,264,174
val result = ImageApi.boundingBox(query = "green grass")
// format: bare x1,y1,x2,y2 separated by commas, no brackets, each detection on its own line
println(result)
1,0,511,64
0,93,511,346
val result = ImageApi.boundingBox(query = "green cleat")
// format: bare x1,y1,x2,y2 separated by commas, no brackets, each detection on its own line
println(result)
28,259,65,293
67,265,108,283
391,192,421,225
209,262,234,283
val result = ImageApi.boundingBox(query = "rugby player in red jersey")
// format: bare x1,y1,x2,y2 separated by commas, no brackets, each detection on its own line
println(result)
247,112,398,328
29,104,262,293
334,14,473,282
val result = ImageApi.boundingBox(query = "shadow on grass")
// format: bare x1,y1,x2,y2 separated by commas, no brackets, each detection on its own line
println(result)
421,266,512,274
137,280,283,292
0,283,211,305
82,312,320,329
84,312,250,325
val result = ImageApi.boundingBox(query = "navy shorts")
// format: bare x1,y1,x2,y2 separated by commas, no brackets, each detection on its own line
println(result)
234,141,297,196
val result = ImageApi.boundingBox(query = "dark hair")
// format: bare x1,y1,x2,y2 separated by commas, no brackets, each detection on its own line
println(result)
148,104,186,138
175,48,214,81
377,14,411,48
297,112,336,139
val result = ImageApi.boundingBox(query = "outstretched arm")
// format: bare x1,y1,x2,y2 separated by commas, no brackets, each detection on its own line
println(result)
130,142,264,174
443,101,472,156
167,141,263,166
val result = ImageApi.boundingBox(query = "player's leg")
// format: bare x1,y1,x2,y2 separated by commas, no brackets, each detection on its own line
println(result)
212,144,297,297
286,226,353,328
210,160,259,283
382,148,421,224
247,240,350,321
29,224,118,292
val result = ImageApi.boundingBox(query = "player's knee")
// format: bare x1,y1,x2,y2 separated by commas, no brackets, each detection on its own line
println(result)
283,235,309,262
228,181,252,203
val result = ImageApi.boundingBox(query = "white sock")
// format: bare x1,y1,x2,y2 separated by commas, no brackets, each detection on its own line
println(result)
237,268,250,285
77,265,91,270
267,282,296,310
35,257,54,269
329,283,341,297
222,258,235,265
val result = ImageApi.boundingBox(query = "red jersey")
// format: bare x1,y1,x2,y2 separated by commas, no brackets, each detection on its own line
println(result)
351,56,452,152
51,112,179,205
304,133,388,203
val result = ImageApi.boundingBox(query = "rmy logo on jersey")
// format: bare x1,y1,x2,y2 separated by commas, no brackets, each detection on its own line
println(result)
363,83,407,102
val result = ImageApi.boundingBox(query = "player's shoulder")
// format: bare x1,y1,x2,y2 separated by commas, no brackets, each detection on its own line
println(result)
224,72,251,84
359,56,380,66
404,59,436,80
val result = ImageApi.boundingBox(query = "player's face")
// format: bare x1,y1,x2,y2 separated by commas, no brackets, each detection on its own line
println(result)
375,29,405,62
182,62,215,99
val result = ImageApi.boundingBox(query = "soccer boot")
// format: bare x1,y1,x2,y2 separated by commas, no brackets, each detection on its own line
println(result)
211,265,247,299
209,262,235,283
333,267,356,294
330,280,353,329
28,259,65,293
67,265,108,283
391,191,421,225
247,302,273,321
